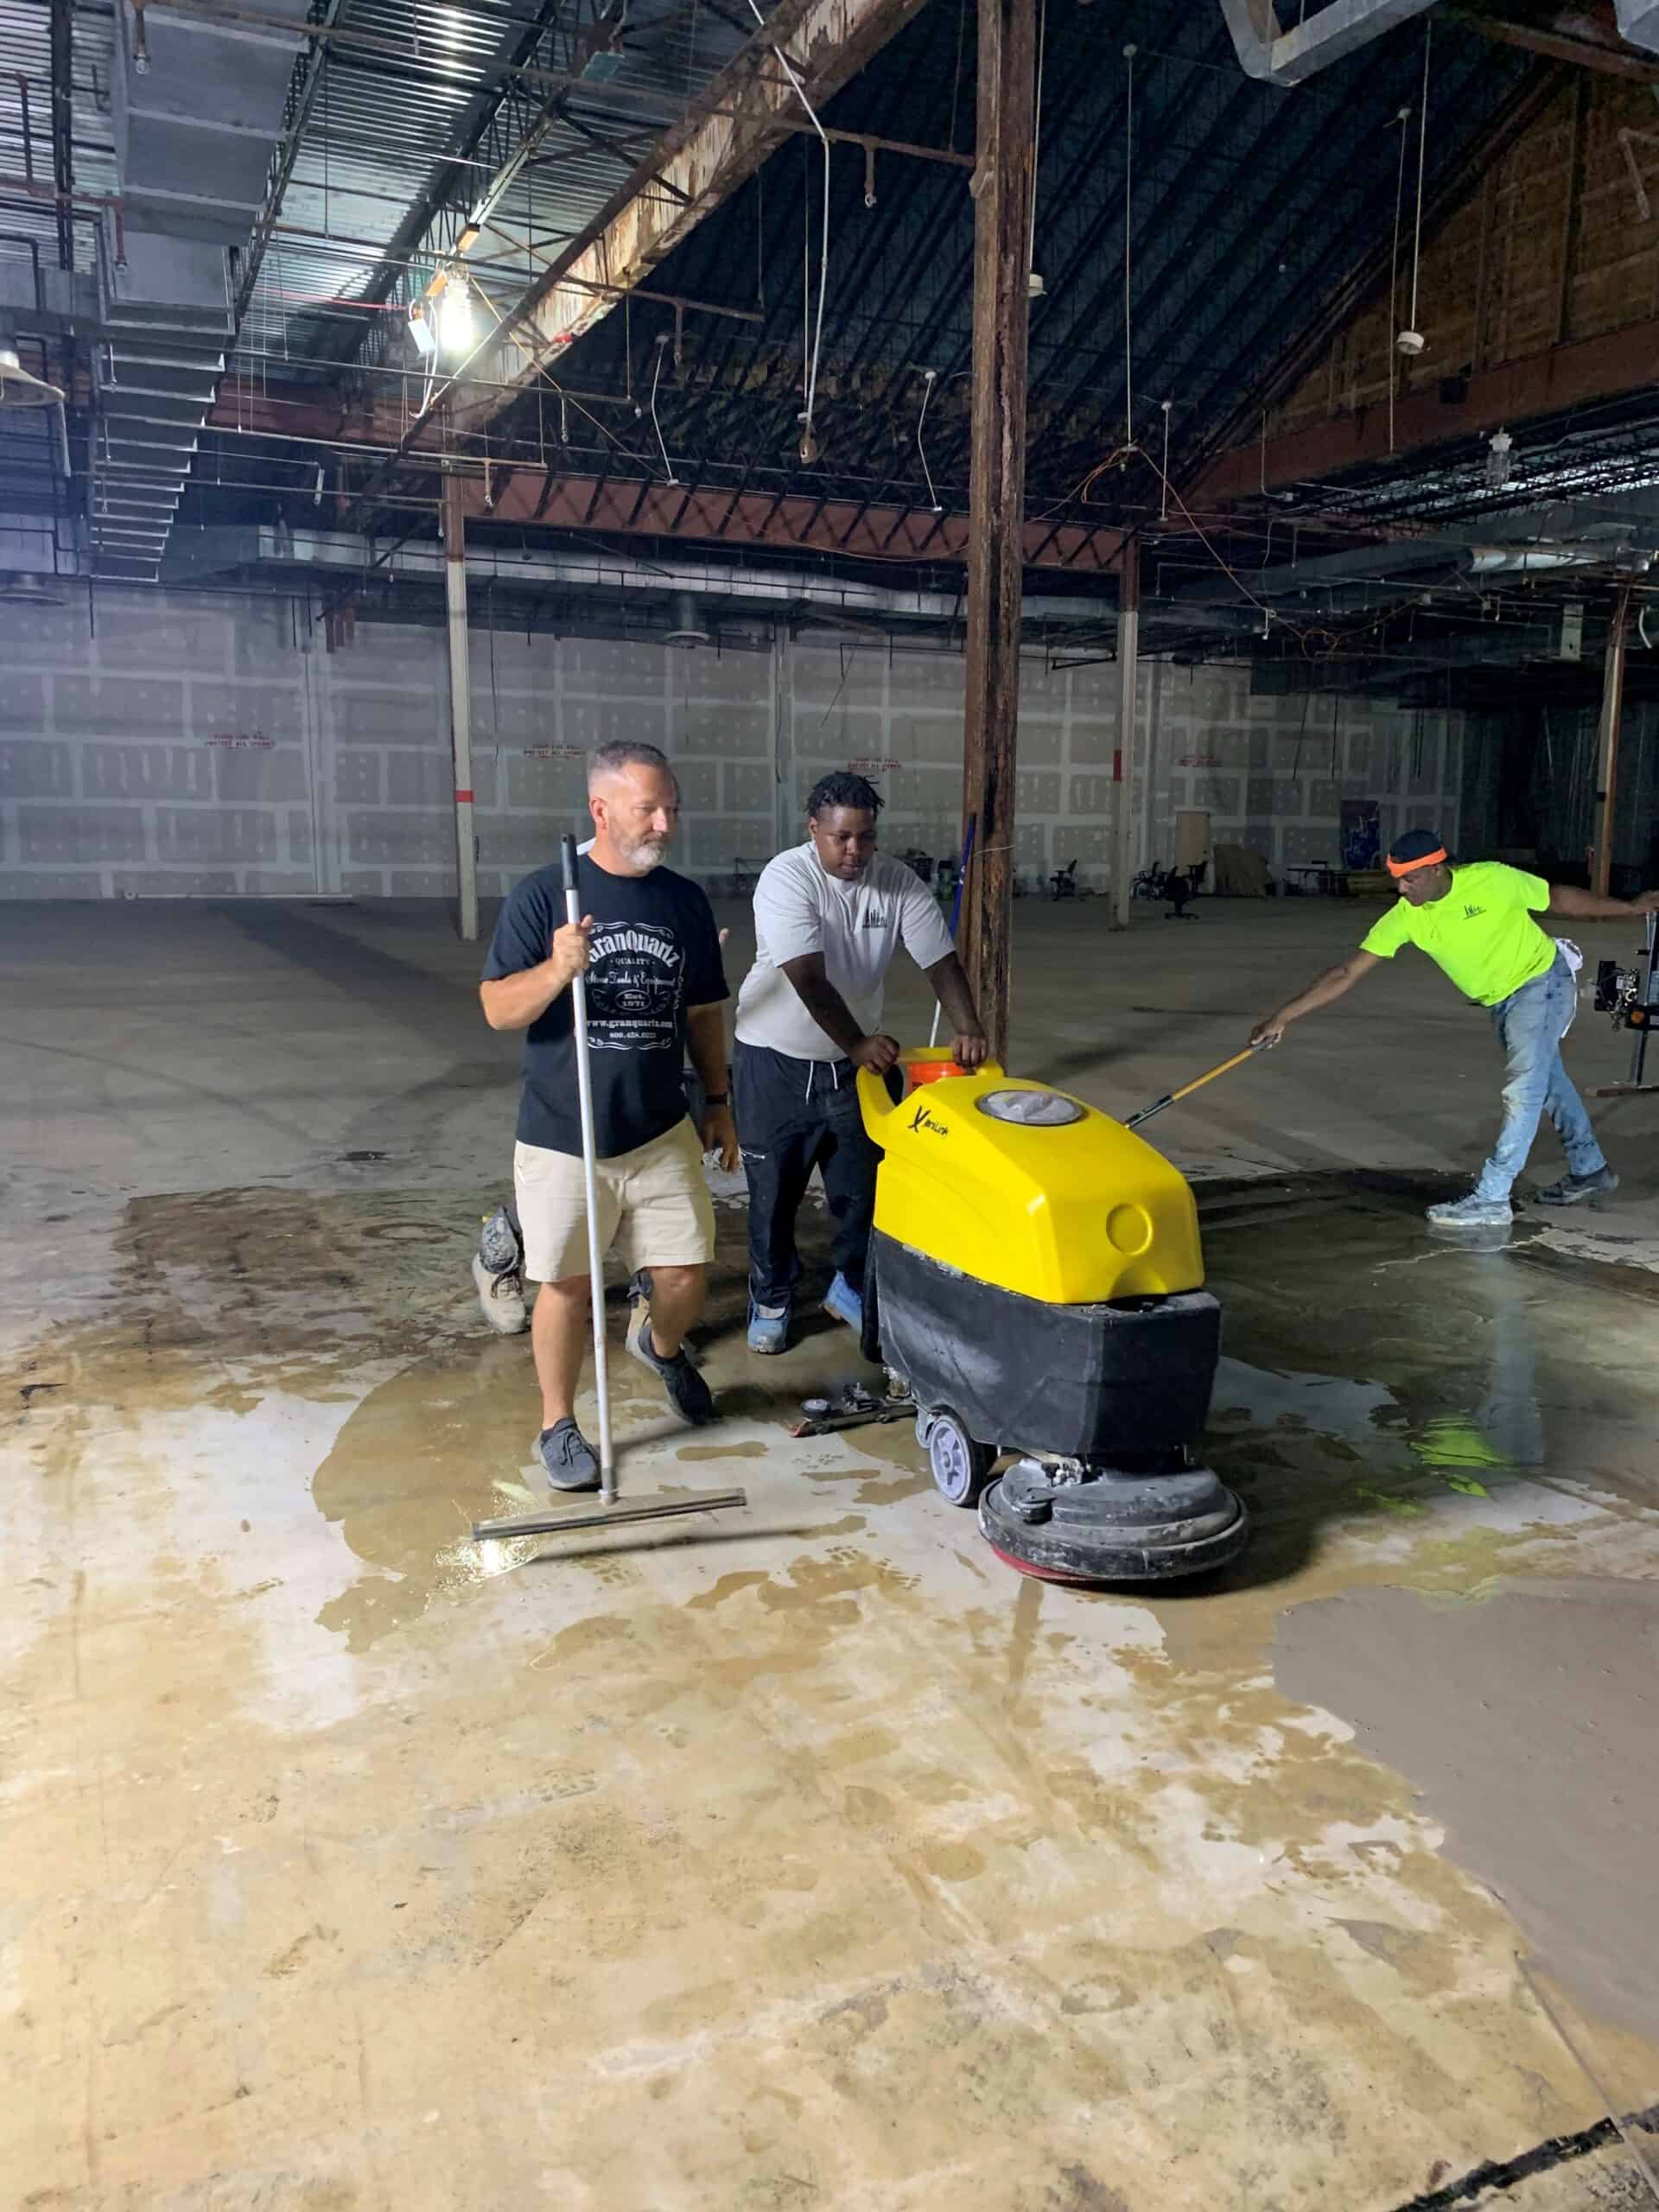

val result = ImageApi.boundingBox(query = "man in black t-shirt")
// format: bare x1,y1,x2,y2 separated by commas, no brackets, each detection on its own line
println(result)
480,742,735,1491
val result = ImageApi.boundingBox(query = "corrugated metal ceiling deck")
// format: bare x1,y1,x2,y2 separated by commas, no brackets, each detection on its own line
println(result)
234,0,764,387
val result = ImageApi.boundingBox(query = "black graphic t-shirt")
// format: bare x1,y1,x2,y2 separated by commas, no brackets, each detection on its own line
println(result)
484,853,728,1158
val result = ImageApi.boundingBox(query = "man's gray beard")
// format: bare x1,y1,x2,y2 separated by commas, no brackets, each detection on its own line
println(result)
614,833,669,874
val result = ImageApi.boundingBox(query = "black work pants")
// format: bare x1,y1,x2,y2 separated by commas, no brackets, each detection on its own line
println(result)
734,1040,880,1306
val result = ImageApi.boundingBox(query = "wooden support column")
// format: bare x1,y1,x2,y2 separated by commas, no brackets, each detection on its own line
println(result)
1109,537,1140,931
1592,582,1632,899
957,0,1038,1067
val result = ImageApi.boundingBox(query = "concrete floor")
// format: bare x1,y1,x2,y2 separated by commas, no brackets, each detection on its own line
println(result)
5,892,1659,2211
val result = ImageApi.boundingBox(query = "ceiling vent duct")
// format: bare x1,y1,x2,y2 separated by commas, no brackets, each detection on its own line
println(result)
664,591,711,647
91,0,308,582
1217,0,1438,83
1615,0,1659,55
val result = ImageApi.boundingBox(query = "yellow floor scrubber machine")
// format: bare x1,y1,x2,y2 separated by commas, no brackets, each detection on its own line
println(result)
854,1051,1247,1584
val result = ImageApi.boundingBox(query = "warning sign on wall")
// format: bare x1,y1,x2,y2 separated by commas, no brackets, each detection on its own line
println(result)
522,745,585,760
204,732,276,748
847,757,902,773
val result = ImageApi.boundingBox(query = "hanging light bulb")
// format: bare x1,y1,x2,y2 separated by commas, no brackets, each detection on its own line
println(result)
435,277,476,356
1485,427,1514,489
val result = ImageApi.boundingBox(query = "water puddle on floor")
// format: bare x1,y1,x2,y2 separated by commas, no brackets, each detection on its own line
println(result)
1199,1175,1651,1508
1128,1174,1659,1672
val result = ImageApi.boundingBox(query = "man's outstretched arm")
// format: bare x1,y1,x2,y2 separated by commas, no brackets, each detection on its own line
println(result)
1250,949,1381,1048
1547,884,1659,921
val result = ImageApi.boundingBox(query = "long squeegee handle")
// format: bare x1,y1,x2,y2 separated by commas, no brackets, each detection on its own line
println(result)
1125,1045,1262,1131
562,832,617,1502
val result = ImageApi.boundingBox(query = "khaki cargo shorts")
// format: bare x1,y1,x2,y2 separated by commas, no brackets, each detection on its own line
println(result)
513,1117,715,1285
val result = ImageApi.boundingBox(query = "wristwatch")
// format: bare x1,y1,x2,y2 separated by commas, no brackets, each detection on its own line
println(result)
704,1092,729,1105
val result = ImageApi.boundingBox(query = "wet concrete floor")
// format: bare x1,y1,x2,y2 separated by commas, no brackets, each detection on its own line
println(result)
5,900,1659,2209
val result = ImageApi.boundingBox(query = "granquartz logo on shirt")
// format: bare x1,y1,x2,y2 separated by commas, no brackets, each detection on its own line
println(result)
1464,905,1485,919
585,922,684,1052
861,907,888,929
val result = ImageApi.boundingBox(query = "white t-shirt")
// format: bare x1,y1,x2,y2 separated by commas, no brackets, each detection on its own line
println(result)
734,844,956,1062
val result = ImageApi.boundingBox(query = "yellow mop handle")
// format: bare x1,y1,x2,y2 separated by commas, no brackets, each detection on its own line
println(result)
1125,1045,1262,1130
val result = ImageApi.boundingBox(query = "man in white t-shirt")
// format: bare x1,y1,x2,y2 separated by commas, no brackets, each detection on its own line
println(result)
734,771,987,1353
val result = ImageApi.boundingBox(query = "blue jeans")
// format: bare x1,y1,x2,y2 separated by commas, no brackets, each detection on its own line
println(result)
1474,952,1605,1200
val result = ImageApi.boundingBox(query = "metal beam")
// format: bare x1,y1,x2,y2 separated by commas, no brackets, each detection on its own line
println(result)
1459,5,1659,81
1188,315,1659,505
478,469,1121,570
958,0,1037,1064
201,384,1127,569
486,0,934,398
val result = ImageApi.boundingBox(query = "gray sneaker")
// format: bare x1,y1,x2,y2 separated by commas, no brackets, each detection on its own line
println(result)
473,1250,528,1334
1532,1166,1620,1207
627,1303,716,1425
535,1420,600,1491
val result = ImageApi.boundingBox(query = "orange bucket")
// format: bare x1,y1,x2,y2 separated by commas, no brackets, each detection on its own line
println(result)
905,1057,958,1090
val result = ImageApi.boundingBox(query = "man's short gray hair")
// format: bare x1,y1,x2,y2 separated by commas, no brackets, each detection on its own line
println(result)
587,741,677,793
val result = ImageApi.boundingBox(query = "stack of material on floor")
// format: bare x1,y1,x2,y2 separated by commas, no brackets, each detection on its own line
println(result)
1213,843,1272,897
1345,869,1393,899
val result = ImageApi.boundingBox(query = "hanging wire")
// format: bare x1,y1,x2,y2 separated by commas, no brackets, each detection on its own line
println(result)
649,334,677,485
1408,20,1433,336
1122,43,1136,445
1387,106,1408,454
748,0,830,457
802,140,810,410
916,369,943,512
1027,0,1047,283
1160,397,1171,520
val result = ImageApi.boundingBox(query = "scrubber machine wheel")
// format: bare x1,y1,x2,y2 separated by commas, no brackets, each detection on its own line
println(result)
917,1408,997,1508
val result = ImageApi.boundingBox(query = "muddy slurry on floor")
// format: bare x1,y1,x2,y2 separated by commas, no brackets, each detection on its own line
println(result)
10,1166,1659,2203
1274,1576,1659,2052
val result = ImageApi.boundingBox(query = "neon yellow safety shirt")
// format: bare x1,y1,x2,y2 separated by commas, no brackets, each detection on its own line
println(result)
1358,861,1558,1007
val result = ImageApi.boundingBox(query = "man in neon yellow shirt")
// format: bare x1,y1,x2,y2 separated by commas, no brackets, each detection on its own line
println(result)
1250,828,1659,1228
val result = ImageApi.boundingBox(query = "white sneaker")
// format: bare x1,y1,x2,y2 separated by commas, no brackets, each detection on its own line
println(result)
1426,1192,1512,1230
473,1251,528,1334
